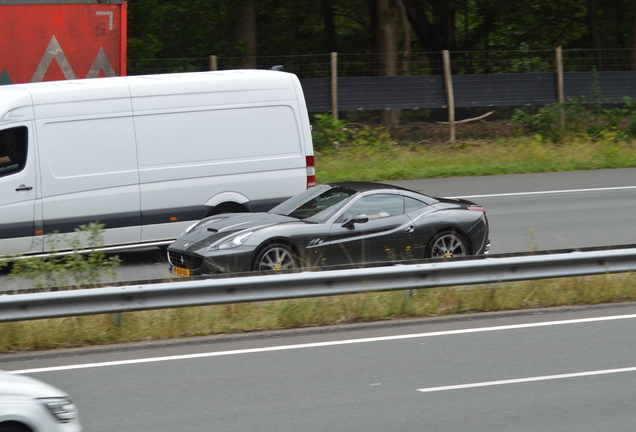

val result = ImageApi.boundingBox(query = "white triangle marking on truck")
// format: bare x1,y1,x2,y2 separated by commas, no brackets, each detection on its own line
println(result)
31,35,77,82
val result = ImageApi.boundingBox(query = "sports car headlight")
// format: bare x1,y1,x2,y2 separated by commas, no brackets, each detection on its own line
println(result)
39,397,78,423
210,231,253,251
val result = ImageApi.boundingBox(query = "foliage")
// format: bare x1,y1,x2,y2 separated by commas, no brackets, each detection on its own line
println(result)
311,114,394,153
312,114,350,150
512,98,636,143
1,223,121,289
126,0,636,72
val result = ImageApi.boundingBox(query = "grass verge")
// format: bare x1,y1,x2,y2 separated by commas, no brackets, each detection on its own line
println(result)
2,272,635,352
316,137,636,183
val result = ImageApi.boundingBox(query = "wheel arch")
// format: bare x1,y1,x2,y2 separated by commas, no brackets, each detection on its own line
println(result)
205,192,251,216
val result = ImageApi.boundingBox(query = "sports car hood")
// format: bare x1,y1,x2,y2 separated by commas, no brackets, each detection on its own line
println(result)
176,212,303,248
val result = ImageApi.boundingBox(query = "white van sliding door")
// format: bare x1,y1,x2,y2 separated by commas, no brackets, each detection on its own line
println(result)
36,115,141,250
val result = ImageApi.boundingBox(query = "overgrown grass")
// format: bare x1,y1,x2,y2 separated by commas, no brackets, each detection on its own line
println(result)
2,272,635,352
317,136,636,183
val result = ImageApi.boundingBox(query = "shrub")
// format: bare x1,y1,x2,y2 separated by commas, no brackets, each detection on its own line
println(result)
1,222,121,289
513,97,636,143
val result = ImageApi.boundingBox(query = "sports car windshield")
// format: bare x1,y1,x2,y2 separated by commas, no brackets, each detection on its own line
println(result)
270,185,358,222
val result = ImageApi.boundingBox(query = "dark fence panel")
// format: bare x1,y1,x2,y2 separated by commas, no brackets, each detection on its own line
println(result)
453,73,557,107
299,78,331,112
337,76,446,111
565,71,636,102
301,71,636,112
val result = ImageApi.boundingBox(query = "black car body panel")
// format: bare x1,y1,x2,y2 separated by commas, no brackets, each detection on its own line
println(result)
167,182,490,275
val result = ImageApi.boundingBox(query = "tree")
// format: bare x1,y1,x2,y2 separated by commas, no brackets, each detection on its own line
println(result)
373,0,401,126
231,0,257,68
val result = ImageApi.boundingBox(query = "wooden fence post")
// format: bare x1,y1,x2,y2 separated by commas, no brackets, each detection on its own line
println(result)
209,55,218,71
556,46,564,103
442,50,455,142
331,52,339,120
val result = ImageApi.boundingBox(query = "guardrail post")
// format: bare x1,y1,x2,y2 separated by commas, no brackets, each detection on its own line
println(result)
210,55,218,71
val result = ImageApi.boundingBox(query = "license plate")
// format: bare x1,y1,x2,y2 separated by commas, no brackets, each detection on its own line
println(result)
172,266,191,277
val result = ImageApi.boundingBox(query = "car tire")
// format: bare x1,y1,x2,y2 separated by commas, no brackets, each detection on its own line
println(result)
426,230,469,258
253,243,298,271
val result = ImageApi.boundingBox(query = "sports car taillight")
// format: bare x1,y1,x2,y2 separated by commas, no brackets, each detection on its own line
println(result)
306,155,316,188
468,205,486,212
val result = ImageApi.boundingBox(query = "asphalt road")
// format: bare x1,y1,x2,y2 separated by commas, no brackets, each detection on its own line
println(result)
3,303,636,431
2,167,635,288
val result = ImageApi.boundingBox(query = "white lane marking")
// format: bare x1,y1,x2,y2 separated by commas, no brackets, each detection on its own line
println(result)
8,313,636,375
449,185,636,200
417,366,636,393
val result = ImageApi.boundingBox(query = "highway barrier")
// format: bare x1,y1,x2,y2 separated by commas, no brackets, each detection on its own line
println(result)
1,247,636,323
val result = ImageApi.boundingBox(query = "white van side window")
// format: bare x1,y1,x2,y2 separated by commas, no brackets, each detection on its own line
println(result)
0,126,28,178
135,105,302,167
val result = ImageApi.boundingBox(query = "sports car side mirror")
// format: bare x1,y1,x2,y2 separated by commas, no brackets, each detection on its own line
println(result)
342,213,369,228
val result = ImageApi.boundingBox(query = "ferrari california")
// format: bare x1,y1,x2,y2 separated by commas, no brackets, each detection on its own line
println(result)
167,182,489,276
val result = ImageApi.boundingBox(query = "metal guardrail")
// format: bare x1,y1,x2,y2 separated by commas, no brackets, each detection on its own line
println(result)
1,247,636,323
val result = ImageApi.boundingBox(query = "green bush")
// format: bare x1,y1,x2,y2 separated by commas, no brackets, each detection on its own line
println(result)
1,222,121,289
513,97,636,143
311,114,394,152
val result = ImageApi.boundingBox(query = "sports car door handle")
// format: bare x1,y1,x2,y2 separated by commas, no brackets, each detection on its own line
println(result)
15,185,33,192
404,225,415,233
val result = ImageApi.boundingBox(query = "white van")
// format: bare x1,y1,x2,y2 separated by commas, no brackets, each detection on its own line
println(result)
0,70,315,255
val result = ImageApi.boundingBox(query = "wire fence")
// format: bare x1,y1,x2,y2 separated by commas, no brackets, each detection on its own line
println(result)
126,49,636,115
127,49,636,78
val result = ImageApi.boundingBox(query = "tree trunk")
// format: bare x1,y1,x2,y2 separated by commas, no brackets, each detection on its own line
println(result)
374,0,401,128
401,0,457,74
588,0,601,70
632,0,636,70
231,0,257,69
396,0,411,76
322,0,337,52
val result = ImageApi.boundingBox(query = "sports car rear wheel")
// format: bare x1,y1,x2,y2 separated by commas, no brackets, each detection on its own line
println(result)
427,230,468,258
254,244,298,271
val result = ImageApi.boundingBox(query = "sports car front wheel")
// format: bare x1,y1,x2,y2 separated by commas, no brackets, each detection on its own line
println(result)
253,244,298,271
426,230,468,258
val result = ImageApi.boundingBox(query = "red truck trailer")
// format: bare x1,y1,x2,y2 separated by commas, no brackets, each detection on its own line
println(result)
0,0,126,85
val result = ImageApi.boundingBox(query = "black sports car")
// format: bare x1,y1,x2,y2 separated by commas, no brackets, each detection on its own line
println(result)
167,182,490,276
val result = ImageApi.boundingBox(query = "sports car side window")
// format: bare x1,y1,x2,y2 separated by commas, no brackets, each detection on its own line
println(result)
344,194,404,220
404,197,428,213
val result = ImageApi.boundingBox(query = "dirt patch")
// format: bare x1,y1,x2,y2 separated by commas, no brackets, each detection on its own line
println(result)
389,118,521,146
